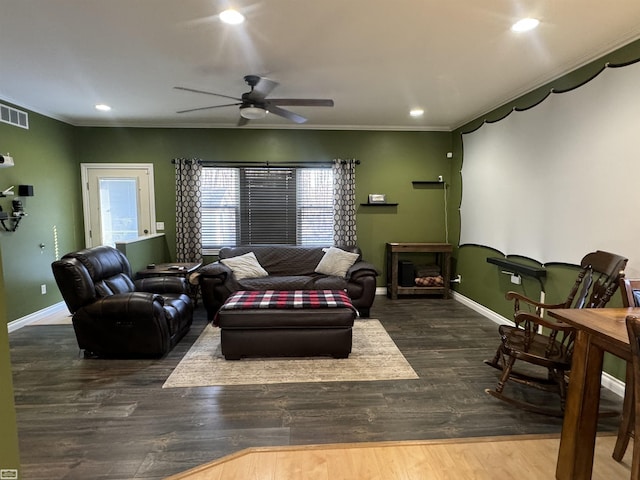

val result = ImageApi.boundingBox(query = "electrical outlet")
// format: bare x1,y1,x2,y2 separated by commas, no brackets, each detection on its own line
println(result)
40,284,46,295
0,469,19,479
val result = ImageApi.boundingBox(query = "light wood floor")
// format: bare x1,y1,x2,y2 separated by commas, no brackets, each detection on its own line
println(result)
166,433,631,480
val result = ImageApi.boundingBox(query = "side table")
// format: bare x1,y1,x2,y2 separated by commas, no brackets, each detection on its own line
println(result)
137,262,202,305
386,243,452,300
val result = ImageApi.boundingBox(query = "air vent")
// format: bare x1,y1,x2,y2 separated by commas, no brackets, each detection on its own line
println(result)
0,103,29,129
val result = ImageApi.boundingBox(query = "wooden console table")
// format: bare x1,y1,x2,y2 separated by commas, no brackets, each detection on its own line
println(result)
386,243,452,300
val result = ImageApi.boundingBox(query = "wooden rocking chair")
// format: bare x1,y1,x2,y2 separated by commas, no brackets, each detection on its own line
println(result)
484,250,628,416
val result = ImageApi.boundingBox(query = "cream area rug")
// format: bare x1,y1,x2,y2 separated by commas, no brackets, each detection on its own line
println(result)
163,320,418,388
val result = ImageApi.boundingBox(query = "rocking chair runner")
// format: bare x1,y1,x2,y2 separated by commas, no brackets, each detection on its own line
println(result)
484,250,628,416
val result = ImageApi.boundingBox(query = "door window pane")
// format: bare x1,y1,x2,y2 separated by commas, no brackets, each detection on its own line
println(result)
99,178,139,246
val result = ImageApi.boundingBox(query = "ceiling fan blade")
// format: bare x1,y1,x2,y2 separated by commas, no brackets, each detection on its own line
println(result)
246,76,279,101
268,99,334,107
174,86,241,102
237,116,250,127
267,105,307,124
177,102,241,114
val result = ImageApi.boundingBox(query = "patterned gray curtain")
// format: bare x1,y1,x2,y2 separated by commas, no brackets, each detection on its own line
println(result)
332,158,357,245
174,158,203,263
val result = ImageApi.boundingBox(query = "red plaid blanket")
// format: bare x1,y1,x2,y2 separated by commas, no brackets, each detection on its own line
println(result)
221,289,356,312
213,290,358,326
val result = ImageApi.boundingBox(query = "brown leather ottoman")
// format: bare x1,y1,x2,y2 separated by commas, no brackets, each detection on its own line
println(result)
216,290,357,360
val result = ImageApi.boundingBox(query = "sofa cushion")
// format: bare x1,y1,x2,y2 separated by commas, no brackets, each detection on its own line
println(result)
220,246,326,276
310,275,348,290
233,275,348,292
220,252,269,280
315,247,360,277
237,275,316,291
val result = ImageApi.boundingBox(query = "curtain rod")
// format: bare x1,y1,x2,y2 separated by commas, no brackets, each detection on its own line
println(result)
171,159,360,167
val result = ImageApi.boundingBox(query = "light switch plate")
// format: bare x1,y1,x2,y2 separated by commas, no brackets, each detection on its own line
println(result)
155,222,165,231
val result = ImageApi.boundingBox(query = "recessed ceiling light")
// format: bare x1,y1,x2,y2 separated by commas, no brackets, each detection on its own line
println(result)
511,18,540,32
220,8,245,25
95,104,111,111
409,108,424,118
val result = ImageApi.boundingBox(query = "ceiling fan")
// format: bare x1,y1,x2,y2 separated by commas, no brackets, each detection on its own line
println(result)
175,75,334,126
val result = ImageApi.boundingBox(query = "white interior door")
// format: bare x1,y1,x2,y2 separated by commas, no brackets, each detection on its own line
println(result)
81,163,156,247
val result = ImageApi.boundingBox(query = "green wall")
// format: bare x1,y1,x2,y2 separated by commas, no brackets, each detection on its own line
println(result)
75,127,453,282
1,115,453,313
0,107,84,321
116,234,170,274
0,250,20,473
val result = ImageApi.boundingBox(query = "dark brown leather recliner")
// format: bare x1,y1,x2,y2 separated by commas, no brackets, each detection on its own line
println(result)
51,246,193,358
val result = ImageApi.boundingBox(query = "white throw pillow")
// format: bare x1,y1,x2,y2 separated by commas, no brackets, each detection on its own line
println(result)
315,247,360,277
220,252,269,280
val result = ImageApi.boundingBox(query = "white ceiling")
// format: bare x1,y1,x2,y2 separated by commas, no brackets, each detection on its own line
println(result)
2,1,640,131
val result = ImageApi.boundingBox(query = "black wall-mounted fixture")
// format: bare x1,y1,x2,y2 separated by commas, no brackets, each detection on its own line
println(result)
18,184,34,196
0,184,34,231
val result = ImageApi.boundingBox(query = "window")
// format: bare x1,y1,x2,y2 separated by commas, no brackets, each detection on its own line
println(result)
297,168,334,245
98,178,139,245
200,168,239,249
201,166,333,252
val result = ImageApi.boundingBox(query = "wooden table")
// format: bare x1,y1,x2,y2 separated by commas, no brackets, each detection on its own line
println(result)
137,262,202,278
548,307,638,480
385,242,452,299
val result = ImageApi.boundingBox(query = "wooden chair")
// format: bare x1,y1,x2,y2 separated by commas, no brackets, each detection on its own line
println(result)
484,250,628,416
624,314,640,479
613,279,640,464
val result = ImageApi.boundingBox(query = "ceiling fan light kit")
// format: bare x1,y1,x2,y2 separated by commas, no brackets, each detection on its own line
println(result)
176,74,333,126
240,106,268,120
219,9,245,25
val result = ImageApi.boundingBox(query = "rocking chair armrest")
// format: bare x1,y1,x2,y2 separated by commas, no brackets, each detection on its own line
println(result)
506,291,567,310
514,310,575,332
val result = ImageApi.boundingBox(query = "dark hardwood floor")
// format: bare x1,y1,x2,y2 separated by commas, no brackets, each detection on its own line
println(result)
9,296,623,479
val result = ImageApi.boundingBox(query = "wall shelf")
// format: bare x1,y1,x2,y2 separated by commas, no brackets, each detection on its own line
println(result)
0,215,25,232
412,181,445,186
360,202,398,206
486,257,546,279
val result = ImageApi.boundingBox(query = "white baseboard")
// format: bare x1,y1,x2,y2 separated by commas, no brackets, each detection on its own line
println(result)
451,291,625,399
602,374,626,398
451,291,513,327
7,301,69,333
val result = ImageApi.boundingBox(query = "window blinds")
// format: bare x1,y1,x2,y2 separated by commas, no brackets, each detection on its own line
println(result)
201,166,333,249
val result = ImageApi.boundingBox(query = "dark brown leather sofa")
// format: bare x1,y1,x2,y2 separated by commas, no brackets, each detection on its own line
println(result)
52,246,193,358
198,245,379,320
